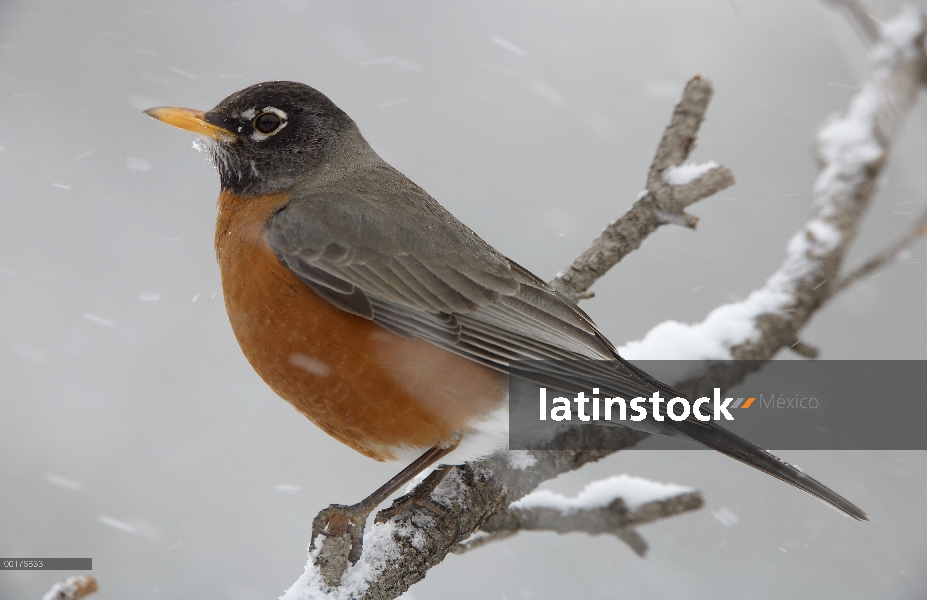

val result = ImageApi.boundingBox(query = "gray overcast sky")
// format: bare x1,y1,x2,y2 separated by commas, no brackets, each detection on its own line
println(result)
1,0,926,598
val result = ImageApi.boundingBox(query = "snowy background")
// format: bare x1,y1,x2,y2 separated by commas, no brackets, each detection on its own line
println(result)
2,0,927,598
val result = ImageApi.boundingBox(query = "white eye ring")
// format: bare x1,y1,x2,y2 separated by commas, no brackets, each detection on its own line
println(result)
249,106,288,141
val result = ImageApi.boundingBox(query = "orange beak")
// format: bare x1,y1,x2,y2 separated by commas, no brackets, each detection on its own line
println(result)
144,106,236,143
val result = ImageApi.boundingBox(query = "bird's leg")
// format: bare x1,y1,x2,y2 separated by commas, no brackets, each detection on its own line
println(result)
311,445,453,564
375,463,455,522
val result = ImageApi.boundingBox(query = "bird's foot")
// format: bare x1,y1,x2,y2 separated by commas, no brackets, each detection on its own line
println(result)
311,502,372,565
375,465,462,548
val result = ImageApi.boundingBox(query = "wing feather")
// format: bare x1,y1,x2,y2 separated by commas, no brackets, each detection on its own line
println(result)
265,187,636,388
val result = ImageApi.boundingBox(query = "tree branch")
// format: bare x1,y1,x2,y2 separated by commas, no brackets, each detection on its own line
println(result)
551,76,735,302
832,204,927,294
828,0,881,43
468,477,704,557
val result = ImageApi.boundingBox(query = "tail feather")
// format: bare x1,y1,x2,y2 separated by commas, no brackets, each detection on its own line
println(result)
612,356,868,521
669,418,868,521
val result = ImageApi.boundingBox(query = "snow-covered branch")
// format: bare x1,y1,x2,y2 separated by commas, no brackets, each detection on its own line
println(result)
286,6,927,599
620,6,927,370
469,475,703,557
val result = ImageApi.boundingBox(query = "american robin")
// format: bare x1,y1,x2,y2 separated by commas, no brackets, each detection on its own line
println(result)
145,81,865,559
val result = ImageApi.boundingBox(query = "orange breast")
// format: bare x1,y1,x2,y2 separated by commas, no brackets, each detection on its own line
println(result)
214,190,507,461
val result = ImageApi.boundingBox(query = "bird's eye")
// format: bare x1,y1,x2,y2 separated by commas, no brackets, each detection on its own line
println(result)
254,112,282,134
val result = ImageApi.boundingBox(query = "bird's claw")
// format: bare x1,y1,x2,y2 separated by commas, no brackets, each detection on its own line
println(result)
375,465,462,549
310,503,370,564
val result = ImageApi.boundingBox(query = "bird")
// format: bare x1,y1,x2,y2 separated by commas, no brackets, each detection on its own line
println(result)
144,81,866,561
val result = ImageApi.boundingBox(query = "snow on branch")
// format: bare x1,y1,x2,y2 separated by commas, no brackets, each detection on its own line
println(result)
467,475,702,557
285,6,927,600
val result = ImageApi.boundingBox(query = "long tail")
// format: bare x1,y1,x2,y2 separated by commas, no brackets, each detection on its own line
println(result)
612,356,868,521
668,417,867,520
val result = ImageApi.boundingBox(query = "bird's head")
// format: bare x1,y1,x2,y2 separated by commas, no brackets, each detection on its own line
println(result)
145,81,356,196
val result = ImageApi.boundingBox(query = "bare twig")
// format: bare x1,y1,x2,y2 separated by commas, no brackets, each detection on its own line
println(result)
828,0,881,43
449,529,517,555
789,339,821,359
551,76,735,302
832,204,927,294
41,576,97,600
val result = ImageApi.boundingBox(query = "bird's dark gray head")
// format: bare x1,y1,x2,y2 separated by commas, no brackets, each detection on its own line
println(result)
202,81,355,196
146,81,357,197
